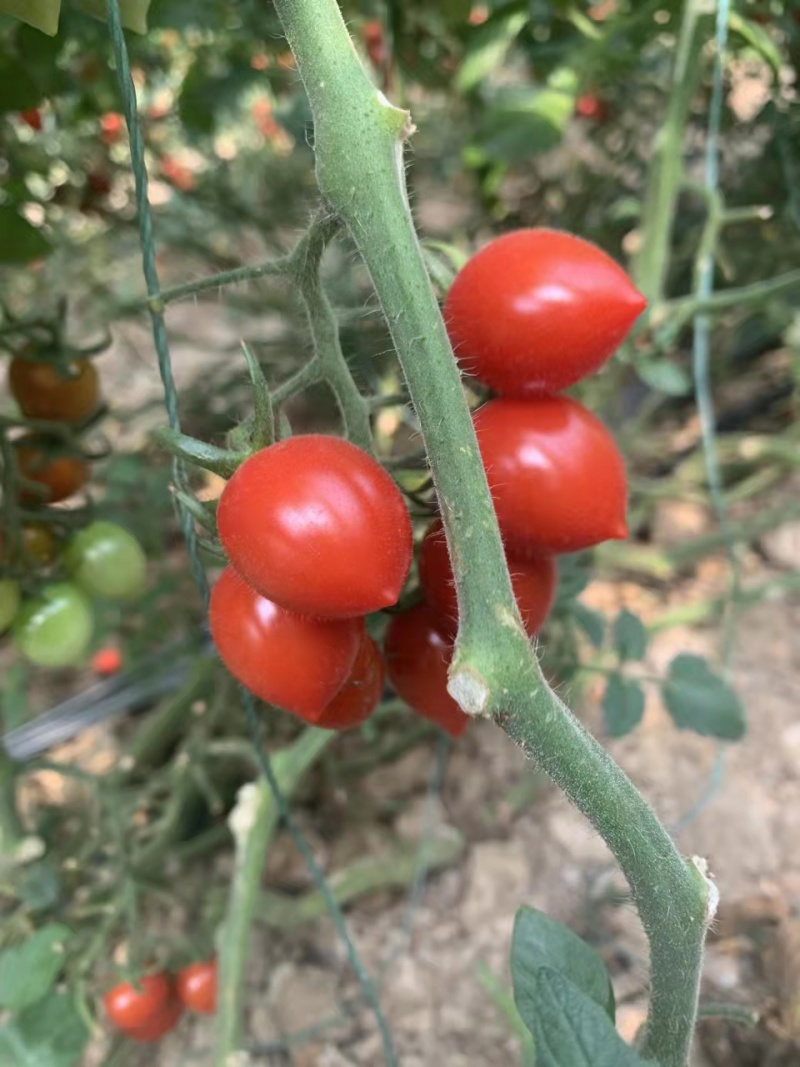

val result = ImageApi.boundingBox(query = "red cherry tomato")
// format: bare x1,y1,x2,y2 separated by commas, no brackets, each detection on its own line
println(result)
15,435,90,504
473,396,628,556
126,998,183,1042
9,357,100,423
384,604,469,738
209,567,363,720
444,229,646,396
363,20,388,67
104,972,174,1035
176,960,217,1015
218,436,412,619
418,519,557,638
91,646,123,676
19,108,42,131
100,111,124,144
575,93,610,122
315,635,384,730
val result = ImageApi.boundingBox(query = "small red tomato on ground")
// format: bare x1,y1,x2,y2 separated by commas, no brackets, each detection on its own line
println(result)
209,567,363,720
160,155,196,192
126,998,183,1042
15,435,90,504
315,635,384,731
218,436,413,619
9,357,100,423
575,93,610,122
444,228,646,396
418,519,557,638
104,972,174,1036
20,108,42,131
177,960,217,1015
384,604,470,738
92,646,123,676
100,111,124,144
473,396,628,557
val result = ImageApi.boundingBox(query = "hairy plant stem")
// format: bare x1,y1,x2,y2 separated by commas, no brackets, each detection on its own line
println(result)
272,2,713,1063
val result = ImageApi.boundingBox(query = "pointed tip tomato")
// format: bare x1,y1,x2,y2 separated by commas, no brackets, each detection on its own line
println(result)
384,604,470,739
444,228,646,396
473,396,628,557
217,436,412,619
315,634,384,731
209,567,362,720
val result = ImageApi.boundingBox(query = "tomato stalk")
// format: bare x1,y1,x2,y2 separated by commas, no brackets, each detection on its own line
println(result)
271,1,714,1064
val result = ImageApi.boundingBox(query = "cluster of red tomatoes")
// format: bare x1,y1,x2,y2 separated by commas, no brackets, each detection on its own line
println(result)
0,351,146,666
104,960,216,1043
210,228,644,737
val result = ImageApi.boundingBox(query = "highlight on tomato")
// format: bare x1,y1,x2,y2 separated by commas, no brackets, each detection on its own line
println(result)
9,356,100,423
444,228,646,396
315,635,385,731
384,604,470,738
65,521,147,600
176,960,217,1015
418,519,557,638
473,396,628,557
15,435,90,504
217,435,413,619
13,582,94,668
209,566,363,720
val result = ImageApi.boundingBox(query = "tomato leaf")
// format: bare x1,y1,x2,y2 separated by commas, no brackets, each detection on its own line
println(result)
662,654,746,741
457,9,528,93
602,674,645,739
729,13,783,77
637,359,692,397
612,609,647,662
0,0,60,35
570,602,604,648
511,907,615,1021
0,993,88,1067
0,207,50,264
0,58,44,113
0,924,71,1012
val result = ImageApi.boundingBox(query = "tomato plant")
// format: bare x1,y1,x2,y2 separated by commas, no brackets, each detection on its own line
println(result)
0,579,21,632
15,436,90,504
315,635,384,730
12,582,94,667
419,519,557,638
176,960,217,1015
9,357,100,423
473,396,628,556
384,604,470,738
104,972,177,1037
218,435,412,618
209,566,363,719
65,521,147,600
444,229,646,396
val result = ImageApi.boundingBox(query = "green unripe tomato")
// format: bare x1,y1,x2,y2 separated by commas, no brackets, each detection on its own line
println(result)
0,579,21,632
66,521,147,600
13,583,94,667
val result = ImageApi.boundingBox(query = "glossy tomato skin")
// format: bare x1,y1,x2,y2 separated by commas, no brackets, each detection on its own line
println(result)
444,229,646,396
104,972,174,1035
315,635,384,730
473,397,628,557
15,436,89,504
9,358,100,423
218,436,412,619
209,567,362,720
65,521,147,600
419,519,557,638
176,960,217,1015
384,604,469,738
13,582,94,667
126,998,183,1042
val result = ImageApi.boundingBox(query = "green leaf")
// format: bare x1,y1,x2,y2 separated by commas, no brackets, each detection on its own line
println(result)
0,993,88,1067
662,655,746,741
0,207,51,264
516,968,654,1067
0,0,60,35
0,924,70,1012
570,603,604,649
77,0,152,34
0,58,43,114
729,13,783,76
511,907,614,1019
612,610,647,662
457,10,528,92
602,674,645,739
637,359,691,396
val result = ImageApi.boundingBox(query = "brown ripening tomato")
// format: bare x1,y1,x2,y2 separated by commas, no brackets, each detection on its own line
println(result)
15,435,90,504
9,357,100,423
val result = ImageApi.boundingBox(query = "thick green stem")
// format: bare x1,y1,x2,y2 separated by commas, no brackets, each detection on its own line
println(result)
272,3,713,1064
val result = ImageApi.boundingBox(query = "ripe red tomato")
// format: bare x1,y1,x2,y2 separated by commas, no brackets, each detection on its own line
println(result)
15,435,89,504
100,111,124,144
384,604,470,738
418,519,556,638
444,229,646,395
575,93,610,122
218,436,412,619
473,396,628,556
176,960,217,1015
315,635,384,730
9,357,100,423
19,108,42,131
363,20,388,67
126,998,183,1042
104,972,174,1035
209,567,363,720
91,646,123,676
